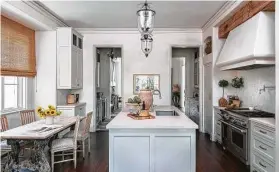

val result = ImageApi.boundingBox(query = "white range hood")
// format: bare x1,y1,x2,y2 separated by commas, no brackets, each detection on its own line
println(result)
216,12,275,70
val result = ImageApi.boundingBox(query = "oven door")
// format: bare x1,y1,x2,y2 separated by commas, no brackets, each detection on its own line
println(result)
229,126,248,162
220,120,248,163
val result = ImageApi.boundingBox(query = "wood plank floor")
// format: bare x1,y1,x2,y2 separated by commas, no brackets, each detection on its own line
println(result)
55,131,249,172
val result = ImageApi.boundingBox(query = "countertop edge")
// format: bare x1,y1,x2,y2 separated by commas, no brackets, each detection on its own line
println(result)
57,102,86,108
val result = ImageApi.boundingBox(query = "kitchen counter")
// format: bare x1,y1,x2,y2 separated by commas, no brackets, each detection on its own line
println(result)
249,118,275,128
107,106,197,172
106,106,198,129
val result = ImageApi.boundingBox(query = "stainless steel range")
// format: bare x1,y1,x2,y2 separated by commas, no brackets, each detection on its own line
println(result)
219,108,274,165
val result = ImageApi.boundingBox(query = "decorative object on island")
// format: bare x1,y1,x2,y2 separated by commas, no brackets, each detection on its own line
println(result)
204,36,212,55
172,84,180,108
137,0,156,57
133,74,160,94
126,95,142,114
139,89,153,110
36,105,62,125
218,79,229,107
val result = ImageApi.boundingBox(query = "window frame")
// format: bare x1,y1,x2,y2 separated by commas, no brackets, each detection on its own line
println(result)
1,76,27,113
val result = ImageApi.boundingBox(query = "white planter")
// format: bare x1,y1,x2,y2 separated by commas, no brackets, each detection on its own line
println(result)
45,116,54,125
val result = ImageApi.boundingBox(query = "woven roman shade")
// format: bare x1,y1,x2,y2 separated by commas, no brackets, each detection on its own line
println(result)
1,16,36,77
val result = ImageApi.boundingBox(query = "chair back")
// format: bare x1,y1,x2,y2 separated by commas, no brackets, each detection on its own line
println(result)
0,115,9,132
20,110,36,125
83,112,93,135
73,116,81,149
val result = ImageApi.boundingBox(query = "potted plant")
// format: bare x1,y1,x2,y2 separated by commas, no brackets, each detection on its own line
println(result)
218,79,229,107
231,76,244,88
36,105,62,125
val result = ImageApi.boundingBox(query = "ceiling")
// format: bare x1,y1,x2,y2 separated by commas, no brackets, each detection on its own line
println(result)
41,1,226,29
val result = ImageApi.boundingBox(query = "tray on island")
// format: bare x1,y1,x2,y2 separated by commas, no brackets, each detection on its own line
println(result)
127,113,155,120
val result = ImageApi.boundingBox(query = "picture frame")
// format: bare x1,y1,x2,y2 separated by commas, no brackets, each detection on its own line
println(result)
133,74,160,95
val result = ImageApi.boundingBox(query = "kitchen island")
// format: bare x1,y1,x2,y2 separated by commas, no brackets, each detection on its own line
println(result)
106,106,198,172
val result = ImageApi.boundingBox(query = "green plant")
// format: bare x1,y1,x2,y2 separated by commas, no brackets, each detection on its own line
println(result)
218,79,229,97
231,77,244,88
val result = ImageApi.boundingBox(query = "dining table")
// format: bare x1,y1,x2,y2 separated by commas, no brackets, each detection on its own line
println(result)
1,116,85,172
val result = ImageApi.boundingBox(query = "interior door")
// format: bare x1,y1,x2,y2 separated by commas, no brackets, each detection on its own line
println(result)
203,62,212,136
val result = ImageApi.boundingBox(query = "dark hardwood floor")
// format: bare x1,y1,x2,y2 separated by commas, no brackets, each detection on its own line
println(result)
56,131,249,172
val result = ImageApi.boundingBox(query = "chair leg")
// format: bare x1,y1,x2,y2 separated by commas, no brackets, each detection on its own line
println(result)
88,135,90,154
82,140,85,159
51,152,54,172
74,149,77,169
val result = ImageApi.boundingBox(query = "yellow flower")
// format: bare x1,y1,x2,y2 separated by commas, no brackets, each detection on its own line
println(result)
48,105,56,110
36,106,43,113
45,109,51,116
50,109,57,116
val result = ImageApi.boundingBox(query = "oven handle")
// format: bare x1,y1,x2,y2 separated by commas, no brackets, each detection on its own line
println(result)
219,120,247,133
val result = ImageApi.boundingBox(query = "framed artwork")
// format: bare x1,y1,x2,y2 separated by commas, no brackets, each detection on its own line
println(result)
133,74,160,94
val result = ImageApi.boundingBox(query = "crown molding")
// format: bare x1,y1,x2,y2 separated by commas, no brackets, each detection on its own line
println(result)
1,0,68,30
76,28,202,34
202,0,244,32
25,1,69,27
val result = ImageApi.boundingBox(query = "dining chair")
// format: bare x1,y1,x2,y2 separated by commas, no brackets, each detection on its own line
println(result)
0,115,11,158
20,110,36,125
51,116,80,171
0,115,9,132
63,112,93,159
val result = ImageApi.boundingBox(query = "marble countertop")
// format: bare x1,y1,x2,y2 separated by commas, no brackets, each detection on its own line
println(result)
249,118,275,128
106,106,198,129
57,102,86,108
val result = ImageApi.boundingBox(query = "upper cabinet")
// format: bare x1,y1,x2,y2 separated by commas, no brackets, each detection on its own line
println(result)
57,28,83,89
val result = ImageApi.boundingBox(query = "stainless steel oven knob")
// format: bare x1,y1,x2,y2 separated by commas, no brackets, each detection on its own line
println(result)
240,122,247,127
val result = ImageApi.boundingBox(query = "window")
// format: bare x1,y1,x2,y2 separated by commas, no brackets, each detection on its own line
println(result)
1,76,27,111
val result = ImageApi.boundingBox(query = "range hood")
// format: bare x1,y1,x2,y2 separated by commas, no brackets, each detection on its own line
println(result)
216,12,275,70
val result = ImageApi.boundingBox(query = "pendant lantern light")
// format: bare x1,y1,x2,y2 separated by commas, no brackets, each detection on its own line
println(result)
137,1,156,34
137,0,156,57
141,34,153,57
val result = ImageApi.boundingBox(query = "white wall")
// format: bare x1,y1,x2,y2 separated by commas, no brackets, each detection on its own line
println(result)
79,31,202,130
35,31,57,108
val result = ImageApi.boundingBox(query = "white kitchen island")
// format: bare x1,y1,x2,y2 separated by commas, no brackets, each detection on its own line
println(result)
106,106,198,172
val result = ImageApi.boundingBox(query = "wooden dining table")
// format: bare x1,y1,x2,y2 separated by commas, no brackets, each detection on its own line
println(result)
1,116,85,172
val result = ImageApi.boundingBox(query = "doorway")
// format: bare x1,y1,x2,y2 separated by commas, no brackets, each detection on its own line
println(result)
171,47,200,125
95,47,122,130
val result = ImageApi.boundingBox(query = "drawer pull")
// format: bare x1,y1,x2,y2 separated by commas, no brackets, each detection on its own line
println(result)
259,130,267,134
259,162,266,168
259,145,267,151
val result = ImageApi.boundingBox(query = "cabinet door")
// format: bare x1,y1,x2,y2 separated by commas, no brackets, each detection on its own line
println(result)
77,49,83,88
71,47,78,88
57,108,75,117
154,136,192,172
112,136,150,172
57,46,71,89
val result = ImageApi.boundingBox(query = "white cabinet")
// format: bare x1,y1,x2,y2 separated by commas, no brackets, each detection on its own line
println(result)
57,27,83,89
214,108,222,144
154,136,191,172
57,103,86,117
109,129,196,172
250,120,275,172
113,136,150,172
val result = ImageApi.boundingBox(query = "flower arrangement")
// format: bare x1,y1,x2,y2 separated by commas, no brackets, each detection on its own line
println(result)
36,105,62,118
